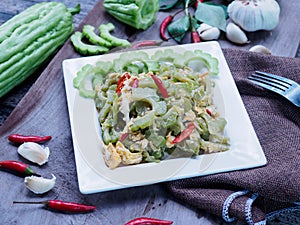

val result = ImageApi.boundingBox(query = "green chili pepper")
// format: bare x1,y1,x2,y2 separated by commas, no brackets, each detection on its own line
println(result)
70,31,110,55
99,23,130,47
103,0,159,30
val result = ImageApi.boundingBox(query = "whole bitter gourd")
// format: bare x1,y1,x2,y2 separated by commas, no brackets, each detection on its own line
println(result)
103,0,159,30
0,2,80,98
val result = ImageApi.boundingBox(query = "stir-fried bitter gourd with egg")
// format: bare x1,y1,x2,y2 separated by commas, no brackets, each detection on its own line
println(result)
73,49,230,169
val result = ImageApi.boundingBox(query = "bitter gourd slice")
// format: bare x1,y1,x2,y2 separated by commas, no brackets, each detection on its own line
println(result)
70,31,110,56
82,25,112,47
99,23,131,47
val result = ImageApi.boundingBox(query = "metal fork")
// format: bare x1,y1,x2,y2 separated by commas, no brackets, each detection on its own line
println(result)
248,71,300,107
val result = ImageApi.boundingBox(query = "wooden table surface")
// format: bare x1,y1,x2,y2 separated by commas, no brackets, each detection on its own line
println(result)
0,1,299,225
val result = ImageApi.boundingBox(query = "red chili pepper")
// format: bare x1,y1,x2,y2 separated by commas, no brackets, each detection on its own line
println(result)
188,13,201,43
160,15,173,41
119,133,129,142
8,134,52,144
13,200,96,213
160,8,186,41
194,0,205,8
150,73,169,98
172,122,195,144
206,108,213,117
124,217,173,225
132,40,164,49
131,78,139,88
116,72,131,94
0,160,40,177
191,30,201,43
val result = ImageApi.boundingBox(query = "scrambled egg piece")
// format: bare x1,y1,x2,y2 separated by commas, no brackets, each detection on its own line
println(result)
103,143,122,169
116,141,143,165
103,141,143,169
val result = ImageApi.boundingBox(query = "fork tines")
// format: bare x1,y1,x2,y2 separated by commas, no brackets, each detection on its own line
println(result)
248,71,300,107
248,71,293,92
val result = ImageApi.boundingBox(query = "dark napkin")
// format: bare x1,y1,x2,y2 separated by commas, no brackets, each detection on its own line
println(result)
165,48,300,224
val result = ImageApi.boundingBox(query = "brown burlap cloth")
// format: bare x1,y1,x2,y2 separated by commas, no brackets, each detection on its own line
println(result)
165,48,300,224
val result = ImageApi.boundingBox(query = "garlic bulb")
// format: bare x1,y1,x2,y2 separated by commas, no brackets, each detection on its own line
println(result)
197,23,220,41
228,0,280,32
24,174,56,194
18,142,49,166
249,45,272,54
226,22,249,44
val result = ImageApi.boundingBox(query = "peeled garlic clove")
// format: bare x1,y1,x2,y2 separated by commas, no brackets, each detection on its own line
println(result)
249,45,272,55
226,22,249,44
18,142,49,166
200,27,220,41
24,174,56,194
197,23,220,41
197,23,213,33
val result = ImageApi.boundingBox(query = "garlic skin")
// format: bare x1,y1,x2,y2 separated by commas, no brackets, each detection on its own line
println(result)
18,142,49,166
24,174,56,194
197,23,220,41
226,22,249,44
249,45,272,54
228,0,280,32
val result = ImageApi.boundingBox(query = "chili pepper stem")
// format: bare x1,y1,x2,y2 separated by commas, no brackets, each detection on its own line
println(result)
67,4,80,15
13,201,47,205
13,200,96,213
188,12,201,43
30,172,41,177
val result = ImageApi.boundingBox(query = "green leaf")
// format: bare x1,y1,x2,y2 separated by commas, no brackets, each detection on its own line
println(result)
204,2,228,18
159,0,184,11
167,14,190,42
194,2,227,32
191,16,199,30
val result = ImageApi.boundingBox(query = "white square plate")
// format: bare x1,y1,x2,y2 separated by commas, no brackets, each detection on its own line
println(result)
62,41,267,194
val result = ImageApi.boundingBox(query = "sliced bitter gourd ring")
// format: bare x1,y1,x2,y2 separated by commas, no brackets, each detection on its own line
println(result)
99,23,131,48
173,50,219,76
70,32,110,56
73,63,96,98
74,61,114,98
103,0,159,30
82,25,112,47
151,49,182,63
112,51,150,73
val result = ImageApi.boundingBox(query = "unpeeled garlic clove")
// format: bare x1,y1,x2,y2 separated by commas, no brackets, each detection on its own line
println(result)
18,142,49,166
226,22,249,44
197,23,220,41
24,174,56,194
249,45,272,55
